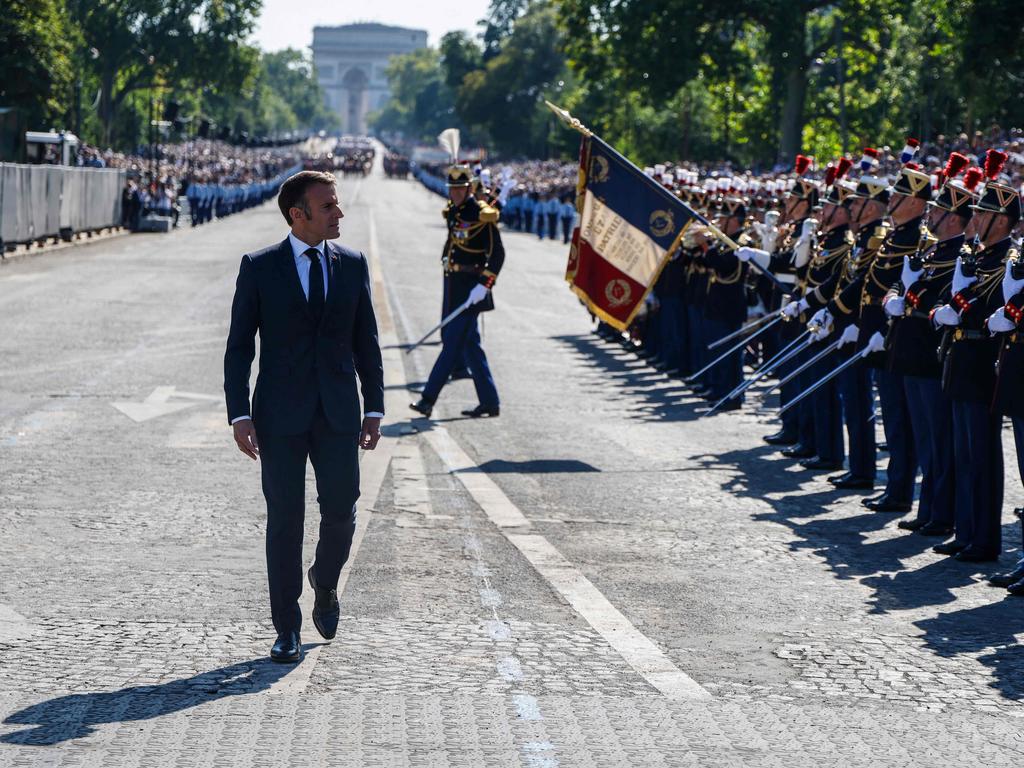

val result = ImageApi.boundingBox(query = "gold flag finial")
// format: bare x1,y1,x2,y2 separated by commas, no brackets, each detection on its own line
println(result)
544,101,593,137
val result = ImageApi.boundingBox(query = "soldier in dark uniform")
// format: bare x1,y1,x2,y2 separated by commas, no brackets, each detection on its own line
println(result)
700,185,750,410
930,148,1016,562
411,165,504,419
684,186,716,397
814,153,889,484
885,154,978,536
782,166,855,468
855,150,933,512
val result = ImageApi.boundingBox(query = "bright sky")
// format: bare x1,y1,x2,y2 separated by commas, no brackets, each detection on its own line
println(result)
252,0,492,51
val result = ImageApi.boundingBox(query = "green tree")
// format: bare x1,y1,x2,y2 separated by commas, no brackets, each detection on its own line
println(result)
72,0,262,146
370,47,459,141
0,0,76,130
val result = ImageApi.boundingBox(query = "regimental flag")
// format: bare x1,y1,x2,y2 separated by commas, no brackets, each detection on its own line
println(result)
567,134,699,330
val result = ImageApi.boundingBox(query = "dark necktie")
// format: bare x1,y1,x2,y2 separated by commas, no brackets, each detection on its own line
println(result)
306,247,325,320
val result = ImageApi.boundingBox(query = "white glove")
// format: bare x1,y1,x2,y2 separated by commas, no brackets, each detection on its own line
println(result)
809,307,830,329
951,256,977,295
810,323,832,342
1002,260,1024,303
782,298,806,319
932,305,960,327
837,324,859,348
900,255,923,290
736,246,771,270
468,284,490,305
864,330,886,354
883,295,906,318
988,308,1016,334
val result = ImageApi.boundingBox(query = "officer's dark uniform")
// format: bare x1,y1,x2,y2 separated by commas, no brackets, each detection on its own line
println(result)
412,165,505,418
820,180,888,485
886,159,979,534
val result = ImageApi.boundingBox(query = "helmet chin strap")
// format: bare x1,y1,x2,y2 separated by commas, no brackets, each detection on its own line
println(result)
888,194,908,222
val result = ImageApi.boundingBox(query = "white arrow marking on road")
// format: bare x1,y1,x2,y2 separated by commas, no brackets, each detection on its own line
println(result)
111,386,218,423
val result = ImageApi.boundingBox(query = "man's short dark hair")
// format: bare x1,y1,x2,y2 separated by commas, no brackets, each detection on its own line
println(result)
278,171,337,225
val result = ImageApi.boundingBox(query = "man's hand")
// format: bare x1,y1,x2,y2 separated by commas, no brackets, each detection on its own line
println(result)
359,416,382,451
233,419,259,460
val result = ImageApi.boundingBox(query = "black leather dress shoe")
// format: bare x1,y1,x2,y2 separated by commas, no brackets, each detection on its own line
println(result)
898,518,925,531
691,387,713,399
409,398,434,417
801,458,844,471
461,404,500,418
917,523,954,537
933,541,967,555
307,567,340,641
781,444,815,459
828,474,874,490
270,631,301,663
955,547,1000,564
862,494,912,513
1007,578,1024,596
988,563,1024,588
763,430,798,446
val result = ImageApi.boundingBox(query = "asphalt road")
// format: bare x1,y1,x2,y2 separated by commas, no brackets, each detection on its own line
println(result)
1,158,1022,766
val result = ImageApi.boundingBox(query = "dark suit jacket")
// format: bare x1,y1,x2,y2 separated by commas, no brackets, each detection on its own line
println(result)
224,237,385,436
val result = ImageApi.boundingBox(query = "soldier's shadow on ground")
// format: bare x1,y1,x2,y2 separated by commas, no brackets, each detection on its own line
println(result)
1,654,311,746
552,334,704,422
700,443,1024,703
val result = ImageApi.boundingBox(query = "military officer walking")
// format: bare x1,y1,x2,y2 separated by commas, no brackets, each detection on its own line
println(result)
411,164,505,419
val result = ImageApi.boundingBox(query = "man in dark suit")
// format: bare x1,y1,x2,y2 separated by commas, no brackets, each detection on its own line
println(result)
224,170,384,663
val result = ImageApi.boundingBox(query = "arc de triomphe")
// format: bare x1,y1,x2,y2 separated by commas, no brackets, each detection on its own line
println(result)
312,23,427,135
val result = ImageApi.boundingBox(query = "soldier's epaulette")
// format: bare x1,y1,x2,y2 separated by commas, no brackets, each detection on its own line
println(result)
476,199,499,223
867,224,889,251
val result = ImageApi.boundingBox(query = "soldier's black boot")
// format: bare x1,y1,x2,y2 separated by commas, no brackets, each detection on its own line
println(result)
763,429,798,446
989,561,1024,588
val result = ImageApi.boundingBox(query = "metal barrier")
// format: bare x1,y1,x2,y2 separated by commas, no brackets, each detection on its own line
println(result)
0,163,126,247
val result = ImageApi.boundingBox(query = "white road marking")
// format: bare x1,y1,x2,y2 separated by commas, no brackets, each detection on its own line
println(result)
371,199,711,701
112,386,218,423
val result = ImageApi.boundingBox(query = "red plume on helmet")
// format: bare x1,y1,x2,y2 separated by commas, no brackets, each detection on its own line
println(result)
963,167,984,192
836,157,853,179
794,155,812,175
943,152,970,180
824,165,838,186
984,149,1009,180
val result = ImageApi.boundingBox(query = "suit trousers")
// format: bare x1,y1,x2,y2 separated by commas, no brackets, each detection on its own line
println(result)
423,308,499,407
876,368,917,503
904,376,955,527
951,399,1003,553
258,403,359,636
837,358,876,479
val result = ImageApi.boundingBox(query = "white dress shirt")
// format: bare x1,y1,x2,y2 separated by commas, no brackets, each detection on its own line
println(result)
231,233,383,424
288,232,329,301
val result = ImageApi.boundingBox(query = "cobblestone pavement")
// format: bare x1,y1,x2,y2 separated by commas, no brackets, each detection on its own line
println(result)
1,153,1023,766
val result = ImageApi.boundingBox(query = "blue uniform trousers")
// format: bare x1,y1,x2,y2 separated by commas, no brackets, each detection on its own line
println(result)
687,305,708,389
951,400,1003,553
423,309,499,408
655,297,684,371
876,369,917,503
442,279,472,374
807,351,843,463
837,357,876,479
904,376,955,527
703,316,743,402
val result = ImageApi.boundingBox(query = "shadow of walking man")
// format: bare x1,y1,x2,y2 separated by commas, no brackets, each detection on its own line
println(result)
2,654,306,746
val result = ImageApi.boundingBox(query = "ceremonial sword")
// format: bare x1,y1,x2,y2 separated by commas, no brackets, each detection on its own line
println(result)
707,312,783,351
685,316,784,383
758,337,841,400
700,329,811,416
405,298,473,354
778,346,867,415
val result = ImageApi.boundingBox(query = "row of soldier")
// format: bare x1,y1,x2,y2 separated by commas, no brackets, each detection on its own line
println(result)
617,142,1024,596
